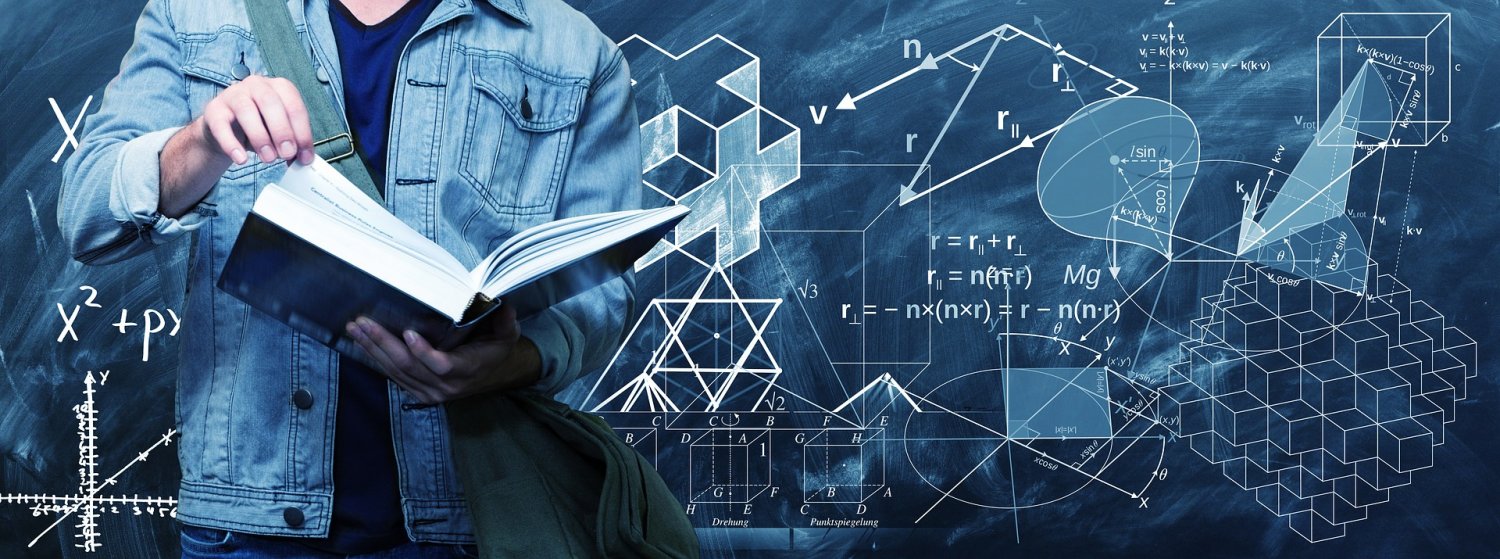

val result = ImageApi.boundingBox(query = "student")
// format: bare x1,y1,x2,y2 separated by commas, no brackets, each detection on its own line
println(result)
58,0,640,555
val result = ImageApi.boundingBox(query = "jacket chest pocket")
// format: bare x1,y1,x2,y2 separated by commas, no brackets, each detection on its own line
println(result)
180,28,279,181
458,52,588,216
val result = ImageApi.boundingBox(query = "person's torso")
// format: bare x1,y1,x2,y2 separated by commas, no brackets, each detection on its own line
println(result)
164,0,618,542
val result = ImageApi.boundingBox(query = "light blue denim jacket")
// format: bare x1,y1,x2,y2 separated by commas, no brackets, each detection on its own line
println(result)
57,0,640,543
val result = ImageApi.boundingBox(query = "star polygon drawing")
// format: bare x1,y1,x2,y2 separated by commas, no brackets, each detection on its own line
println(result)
586,265,783,414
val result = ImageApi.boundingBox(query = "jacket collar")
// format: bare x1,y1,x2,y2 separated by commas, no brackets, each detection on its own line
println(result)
481,0,530,26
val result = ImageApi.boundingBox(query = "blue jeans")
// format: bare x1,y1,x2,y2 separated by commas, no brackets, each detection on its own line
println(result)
179,525,479,558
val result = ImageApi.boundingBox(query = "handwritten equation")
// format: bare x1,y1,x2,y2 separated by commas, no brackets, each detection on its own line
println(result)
55,285,179,362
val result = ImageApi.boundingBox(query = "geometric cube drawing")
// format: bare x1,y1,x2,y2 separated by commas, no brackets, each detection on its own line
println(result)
1317,13,1451,147
802,428,884,504
622,34,801,270
691,429,772,503
1163,262,1476,542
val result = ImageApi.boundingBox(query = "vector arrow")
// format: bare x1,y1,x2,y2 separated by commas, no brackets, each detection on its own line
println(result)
837,54,939,110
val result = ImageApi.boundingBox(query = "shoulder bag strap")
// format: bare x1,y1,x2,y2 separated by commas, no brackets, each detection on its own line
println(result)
243,0,384,203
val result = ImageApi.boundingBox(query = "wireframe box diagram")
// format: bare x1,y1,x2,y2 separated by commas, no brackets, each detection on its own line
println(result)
615,428,659,467
1317,13,1451,147
802,428,885,504
690,429,772,503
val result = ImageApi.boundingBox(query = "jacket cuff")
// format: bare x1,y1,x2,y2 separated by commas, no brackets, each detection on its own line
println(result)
109,126,211,241
520,309,584,397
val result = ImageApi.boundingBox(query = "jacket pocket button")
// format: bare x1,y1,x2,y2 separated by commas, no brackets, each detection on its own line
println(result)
292,388,314,410
231,52,250,81
283,506,305,527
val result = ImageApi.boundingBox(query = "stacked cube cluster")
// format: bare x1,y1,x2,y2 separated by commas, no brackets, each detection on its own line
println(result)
1161,263,1475,542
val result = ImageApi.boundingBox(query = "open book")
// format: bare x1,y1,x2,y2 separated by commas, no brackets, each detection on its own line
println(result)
218,157,688,362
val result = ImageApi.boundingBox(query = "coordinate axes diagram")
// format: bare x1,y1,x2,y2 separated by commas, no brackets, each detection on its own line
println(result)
0,371,177,554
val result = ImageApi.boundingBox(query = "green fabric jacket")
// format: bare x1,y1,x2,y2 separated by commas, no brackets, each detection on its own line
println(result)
446,391,699,558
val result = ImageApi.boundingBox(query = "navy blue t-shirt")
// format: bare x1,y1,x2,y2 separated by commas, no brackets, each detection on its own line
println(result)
313,0,441,553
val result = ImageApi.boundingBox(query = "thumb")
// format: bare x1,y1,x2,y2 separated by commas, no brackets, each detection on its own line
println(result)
491,303,520,341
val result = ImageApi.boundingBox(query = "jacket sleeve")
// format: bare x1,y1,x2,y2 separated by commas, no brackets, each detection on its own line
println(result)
521,47,642,396
58,0,209,266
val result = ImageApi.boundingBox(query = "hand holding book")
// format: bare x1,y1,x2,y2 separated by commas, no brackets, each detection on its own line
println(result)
346,303,539,404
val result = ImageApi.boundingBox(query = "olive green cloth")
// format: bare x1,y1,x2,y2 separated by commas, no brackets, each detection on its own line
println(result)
446,391,699,558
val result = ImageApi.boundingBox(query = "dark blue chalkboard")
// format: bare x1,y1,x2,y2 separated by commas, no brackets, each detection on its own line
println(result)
3,1,1497,556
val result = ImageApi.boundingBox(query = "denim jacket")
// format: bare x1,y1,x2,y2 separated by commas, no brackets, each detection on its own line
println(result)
57,0,640,543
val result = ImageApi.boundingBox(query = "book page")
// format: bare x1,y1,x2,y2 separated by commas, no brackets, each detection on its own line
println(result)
252,185,474,320
273,158,469,280
252,159,475,319
468,210,624,287
478,205,690,297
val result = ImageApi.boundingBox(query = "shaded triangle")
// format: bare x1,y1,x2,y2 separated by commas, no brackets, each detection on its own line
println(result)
716,58,759,105
758,108,793,151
